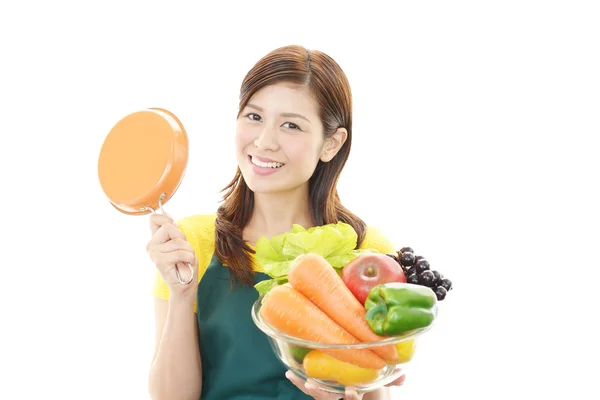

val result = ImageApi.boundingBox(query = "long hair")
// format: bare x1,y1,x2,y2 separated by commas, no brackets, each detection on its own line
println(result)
215,45,367,287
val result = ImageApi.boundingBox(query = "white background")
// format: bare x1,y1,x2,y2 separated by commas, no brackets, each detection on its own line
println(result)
1,1,599,399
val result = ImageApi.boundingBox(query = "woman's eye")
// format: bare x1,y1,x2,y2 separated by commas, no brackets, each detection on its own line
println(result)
283,122,301,130
247,113,261,121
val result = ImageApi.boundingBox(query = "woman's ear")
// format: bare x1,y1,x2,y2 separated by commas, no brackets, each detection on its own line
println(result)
320,127,348,162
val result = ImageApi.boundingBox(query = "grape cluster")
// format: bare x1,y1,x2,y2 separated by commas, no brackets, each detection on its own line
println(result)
387,247,452,301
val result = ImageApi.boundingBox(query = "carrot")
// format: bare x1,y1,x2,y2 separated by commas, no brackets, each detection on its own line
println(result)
287,253,399,363
260,284,386,370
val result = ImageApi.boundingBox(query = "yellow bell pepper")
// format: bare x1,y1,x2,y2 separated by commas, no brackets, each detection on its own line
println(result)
303,350,379,386
394,339,416,363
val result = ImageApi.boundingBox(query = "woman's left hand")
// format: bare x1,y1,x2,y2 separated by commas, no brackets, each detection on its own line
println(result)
385,374,406,387
286,371,363,399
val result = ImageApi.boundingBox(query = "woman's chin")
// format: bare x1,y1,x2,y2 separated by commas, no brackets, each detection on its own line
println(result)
246,181,286,195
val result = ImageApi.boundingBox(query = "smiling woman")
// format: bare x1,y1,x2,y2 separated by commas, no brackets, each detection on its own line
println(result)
237,83,342,194
146,45,402,400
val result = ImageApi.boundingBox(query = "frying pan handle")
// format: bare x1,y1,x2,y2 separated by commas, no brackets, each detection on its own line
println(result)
175,263,195,285
143,194,195,285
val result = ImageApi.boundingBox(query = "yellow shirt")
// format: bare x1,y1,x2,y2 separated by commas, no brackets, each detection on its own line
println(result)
151,213,396,306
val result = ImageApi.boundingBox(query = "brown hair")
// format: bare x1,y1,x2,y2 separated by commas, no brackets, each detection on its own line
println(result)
215,45,367,286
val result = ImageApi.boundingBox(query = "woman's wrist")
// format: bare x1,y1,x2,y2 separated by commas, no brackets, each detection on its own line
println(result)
168,292,197,310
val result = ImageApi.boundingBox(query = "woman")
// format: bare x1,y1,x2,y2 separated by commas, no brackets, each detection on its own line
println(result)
146,45,405,400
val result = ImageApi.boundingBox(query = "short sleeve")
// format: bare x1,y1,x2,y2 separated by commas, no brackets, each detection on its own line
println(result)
360,226,396,254
151,214,217,309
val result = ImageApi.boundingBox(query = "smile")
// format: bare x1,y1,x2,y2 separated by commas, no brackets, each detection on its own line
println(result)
249,155,284,169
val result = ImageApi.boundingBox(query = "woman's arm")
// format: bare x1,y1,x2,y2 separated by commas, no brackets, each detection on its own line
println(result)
148,296,202,400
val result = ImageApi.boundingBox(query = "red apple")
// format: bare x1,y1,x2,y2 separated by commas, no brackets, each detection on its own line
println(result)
341,253,406,305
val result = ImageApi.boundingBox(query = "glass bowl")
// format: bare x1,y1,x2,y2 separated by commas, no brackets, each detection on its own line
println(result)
251,294,438,395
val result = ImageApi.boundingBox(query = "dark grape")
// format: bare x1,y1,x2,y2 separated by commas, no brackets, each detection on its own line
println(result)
404,266,415,277
414,255,425,264
400,252,416,267
415,259,430,274
418,270,435,287
440,278,453,291
400,247,414,254
435,286,447,300
431,270,442,285
407,274,419,284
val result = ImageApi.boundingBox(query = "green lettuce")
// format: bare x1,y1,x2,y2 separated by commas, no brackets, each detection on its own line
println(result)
253,222,377,295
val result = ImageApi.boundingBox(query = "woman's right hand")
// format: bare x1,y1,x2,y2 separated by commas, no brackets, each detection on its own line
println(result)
146,214,199,301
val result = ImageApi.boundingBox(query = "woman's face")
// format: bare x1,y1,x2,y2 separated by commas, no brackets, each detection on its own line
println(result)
235,82,327,195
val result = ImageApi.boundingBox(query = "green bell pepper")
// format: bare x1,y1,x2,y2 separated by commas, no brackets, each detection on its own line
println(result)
289,346,311,363
364,282,437,336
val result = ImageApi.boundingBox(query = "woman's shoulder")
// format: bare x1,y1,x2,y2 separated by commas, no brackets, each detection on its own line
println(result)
361,225,396,254
176,213,217,233
176,213,217,253
176,213,217,232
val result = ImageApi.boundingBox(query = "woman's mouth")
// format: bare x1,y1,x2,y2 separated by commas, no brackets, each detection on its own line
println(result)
249,155,284,169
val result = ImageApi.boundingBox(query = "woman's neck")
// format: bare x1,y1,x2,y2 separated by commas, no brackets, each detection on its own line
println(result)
244,185,314,244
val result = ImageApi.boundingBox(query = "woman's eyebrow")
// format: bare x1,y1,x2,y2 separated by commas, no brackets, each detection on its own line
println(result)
246,103,264,112
246,103,312,124
280,112,311,124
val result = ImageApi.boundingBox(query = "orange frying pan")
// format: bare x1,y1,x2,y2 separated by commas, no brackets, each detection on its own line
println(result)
98,107,194,284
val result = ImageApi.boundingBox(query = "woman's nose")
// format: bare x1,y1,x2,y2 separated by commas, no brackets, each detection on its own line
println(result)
254,126,280,151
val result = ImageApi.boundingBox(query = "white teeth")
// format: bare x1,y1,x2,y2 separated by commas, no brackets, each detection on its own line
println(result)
251,156,283,169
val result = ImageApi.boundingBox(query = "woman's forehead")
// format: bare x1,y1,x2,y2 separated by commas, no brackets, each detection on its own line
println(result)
248,83,318,115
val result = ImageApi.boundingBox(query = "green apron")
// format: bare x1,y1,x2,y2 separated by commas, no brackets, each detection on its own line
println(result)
196,254,312,399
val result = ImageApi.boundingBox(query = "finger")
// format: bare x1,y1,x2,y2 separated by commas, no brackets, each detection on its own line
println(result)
149,249,196,270
385,373,406,387
162,250,196,266
344,388,363,400
303,381,336,400
304,382,328,400
148,223,186,248
155,238,195,254
149,213,175,235
285,371,312,396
